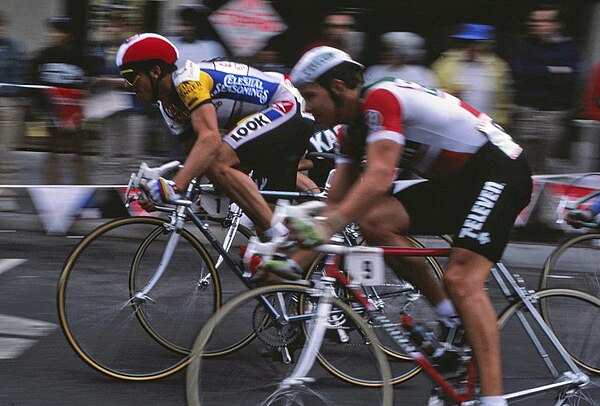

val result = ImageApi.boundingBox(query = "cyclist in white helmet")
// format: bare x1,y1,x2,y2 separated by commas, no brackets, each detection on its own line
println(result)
116,33,315,241
286,46,532,406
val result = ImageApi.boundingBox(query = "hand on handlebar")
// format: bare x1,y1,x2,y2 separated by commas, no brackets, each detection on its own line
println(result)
564,209,597,229
143,177,183,208
285,209,349,248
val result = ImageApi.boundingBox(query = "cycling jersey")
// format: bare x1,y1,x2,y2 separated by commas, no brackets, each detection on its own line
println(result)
159,59,315,193
159,59,305,138
338,78,531,262
337,78,522,180
306,126,338,187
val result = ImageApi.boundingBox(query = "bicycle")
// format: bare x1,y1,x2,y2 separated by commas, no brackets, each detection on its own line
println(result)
541,189,600,305
57,161,330,381
185,203,600,405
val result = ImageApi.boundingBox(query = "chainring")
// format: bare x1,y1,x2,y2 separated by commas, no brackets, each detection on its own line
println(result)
252,294,302,347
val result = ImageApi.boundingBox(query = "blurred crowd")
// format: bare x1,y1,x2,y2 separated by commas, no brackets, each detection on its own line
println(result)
0,1,599,188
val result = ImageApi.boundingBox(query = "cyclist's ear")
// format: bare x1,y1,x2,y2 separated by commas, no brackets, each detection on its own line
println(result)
149,64,162,79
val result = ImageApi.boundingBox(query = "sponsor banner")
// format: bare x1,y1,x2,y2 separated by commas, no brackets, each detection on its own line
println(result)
209,0,287,57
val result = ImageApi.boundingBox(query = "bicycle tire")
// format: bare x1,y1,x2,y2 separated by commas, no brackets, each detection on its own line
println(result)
303,236,444,386
129,218,258,358
57,216,220,380
499,288,600,387
186,284,393,406
540,233,600,299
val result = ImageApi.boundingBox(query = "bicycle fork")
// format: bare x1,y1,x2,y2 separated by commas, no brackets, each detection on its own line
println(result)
132,209,187,304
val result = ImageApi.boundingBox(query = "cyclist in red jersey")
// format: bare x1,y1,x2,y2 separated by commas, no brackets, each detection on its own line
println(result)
287,46,532,406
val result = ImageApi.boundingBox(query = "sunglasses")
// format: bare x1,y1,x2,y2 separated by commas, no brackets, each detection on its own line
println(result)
120,68,140,87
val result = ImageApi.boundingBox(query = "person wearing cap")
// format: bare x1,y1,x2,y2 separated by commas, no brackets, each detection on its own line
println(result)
432,23,513,128
285,46,532,406
115,33,315,244
364,31,439,89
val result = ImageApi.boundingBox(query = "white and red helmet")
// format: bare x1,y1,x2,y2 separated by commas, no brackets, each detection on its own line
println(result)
116,33,179,68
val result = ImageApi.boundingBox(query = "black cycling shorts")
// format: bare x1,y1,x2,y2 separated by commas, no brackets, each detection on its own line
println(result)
223,104,316,197
394,142,532,262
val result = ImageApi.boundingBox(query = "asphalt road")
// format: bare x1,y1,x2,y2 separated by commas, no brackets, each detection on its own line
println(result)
1,224,599,405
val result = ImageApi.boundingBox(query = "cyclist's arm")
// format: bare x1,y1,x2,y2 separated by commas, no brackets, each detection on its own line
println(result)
296,172,320,193
331,139,401,221
589,196,600,217
172,102,221,190
326,161,360,208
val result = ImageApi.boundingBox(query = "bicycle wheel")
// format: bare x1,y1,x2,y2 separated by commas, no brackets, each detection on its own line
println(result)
186,284,393,406
58,216,220,380
303,236,444,385
541,233,600,298
499,289,600,405
130,218,259,358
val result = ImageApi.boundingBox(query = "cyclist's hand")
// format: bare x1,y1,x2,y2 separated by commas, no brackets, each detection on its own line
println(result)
144,177,183,206
286,211,348,248
564,209,595,229
137,196,157,212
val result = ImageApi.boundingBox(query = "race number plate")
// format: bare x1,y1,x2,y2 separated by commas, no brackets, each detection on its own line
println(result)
344,247,385,286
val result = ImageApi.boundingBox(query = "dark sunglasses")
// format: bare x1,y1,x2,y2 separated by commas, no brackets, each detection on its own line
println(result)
120,68,140,86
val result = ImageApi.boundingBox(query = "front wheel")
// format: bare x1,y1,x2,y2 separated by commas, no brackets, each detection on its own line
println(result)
58,216,220,380
186,284,393,406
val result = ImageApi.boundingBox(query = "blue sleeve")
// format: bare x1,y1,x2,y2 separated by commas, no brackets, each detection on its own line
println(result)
589,196,600,216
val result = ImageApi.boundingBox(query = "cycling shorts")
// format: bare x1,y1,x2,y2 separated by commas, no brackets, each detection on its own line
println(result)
222,103,316,197
394,142,532,262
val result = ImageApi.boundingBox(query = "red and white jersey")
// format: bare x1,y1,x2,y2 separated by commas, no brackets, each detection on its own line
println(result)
337,78,522,179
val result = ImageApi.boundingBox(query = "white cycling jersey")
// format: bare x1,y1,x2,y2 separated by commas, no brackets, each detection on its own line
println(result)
159,59,306,137
337,78,522,180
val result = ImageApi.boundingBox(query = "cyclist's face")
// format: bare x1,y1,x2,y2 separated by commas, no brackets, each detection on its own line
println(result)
299,82,337,128
122,70,153,103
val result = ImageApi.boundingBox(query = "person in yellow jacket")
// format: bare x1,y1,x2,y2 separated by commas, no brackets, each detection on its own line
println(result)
432,23,513,128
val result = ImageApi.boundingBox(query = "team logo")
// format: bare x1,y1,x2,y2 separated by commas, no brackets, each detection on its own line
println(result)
364,109,384,133
458,181,506,245
229,113,272,142
272,101,295,114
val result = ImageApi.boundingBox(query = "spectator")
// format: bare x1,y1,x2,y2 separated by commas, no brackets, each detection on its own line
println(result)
509,2,582,174
30,16,90,182
581,62,600,122
88,9,144,171
0,11,25,189
302,11,363,61
432,24,513,128
252,34,289,74
364,31,439,88
167,4,227,63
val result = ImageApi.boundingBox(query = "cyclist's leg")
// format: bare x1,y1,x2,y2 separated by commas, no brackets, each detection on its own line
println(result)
205,144,273,236
359,196,451,311
212,106,314,239
444,248,502,396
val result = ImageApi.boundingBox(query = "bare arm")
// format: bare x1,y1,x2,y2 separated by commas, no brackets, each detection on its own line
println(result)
332,139,401,221
326,162,360,208
172,102,222,190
